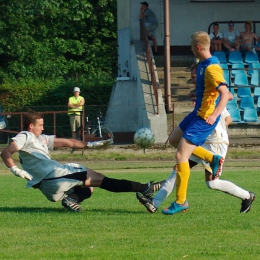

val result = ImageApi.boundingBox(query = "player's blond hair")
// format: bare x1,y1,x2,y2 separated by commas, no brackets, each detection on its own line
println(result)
191,31,210,50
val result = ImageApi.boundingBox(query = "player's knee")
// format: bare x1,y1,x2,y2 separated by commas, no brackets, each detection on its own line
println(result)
206,180,219,190
175,150,188,162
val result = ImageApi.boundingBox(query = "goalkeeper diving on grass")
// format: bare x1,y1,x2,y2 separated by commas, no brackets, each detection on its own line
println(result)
1,111,165,212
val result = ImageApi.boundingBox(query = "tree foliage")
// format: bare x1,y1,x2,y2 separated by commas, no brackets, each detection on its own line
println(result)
0,0,117,82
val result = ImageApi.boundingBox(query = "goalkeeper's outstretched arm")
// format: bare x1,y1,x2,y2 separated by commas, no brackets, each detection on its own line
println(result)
53,138,113,149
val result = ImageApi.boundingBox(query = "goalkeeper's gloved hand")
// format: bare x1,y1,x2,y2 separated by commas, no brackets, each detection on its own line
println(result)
87,138,113,148
10,166,33,181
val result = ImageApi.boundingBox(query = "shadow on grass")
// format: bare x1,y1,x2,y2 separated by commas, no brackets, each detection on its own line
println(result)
0,207,65,213
0,207,146,214
86,208,146,215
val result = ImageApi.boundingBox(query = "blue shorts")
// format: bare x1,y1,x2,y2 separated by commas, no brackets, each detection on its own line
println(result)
179,110,220,146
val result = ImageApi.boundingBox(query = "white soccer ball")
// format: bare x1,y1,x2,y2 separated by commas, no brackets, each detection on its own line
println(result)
134,127,155,149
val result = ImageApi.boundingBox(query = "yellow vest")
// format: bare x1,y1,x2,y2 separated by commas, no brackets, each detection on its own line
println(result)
68,96,84,115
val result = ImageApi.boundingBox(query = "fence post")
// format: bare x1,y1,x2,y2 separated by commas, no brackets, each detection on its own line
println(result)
172,103,175,130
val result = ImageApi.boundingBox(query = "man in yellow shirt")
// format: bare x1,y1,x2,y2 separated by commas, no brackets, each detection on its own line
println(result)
68,87,85,139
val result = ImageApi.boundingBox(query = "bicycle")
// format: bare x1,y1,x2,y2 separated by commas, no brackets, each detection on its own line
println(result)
84,111,113,140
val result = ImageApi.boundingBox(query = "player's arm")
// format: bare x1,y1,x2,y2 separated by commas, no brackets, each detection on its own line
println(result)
53,138,113,149
214,84,230,115
206,84,230,125
228,91,233,101
1,141,18,168
1,141,32,180
225,115,232,126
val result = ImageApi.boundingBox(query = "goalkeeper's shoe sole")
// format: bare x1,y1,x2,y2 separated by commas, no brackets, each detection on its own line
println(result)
136,192,157,213
162,201,188,215
240,192,255,213
62,197,82,212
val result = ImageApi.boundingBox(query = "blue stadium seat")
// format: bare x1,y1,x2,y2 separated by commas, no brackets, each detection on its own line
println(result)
245,52,259,64
248,63,260,75
254,86,260,98
234,74,252,98
213,51,227,63
228,108,242,122
237,87,252,98
220,63,230,83
234,74,251,98
251,73,259,86
220,63,229,70
243,108,259,122
240,96,255,110
226,97,238,109
234,73,249,86
231,63,245,76
228,51,243,64
257,97,260,111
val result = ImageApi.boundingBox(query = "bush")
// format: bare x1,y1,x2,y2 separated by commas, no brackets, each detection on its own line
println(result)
0,74,115,112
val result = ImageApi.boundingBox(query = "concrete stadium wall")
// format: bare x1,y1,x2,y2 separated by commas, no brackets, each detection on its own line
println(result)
117,0,260,47
105,39,168,143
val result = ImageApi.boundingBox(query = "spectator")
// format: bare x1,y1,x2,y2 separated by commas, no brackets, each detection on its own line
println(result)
68,87,85,140
209,23,223,52
222,21,240,52
240,20,260,54
139,2,158,53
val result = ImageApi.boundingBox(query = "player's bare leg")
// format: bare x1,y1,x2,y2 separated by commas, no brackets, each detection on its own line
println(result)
168,126,183,148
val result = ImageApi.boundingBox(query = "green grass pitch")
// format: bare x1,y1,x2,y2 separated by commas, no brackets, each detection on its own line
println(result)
0,155,259,260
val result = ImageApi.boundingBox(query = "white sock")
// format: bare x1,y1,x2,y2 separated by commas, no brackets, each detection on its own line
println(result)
206,179,250,200
153,169,176,208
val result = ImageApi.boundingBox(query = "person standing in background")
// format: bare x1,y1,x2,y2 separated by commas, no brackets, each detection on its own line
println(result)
139,2,158,53
68,87,85,139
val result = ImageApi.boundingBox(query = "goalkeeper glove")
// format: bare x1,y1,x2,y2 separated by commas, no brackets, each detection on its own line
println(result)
87,138,113,148
10,166,33,181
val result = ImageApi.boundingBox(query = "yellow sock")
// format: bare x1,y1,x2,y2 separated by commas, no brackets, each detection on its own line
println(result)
192,146,214,163
176,162,190,204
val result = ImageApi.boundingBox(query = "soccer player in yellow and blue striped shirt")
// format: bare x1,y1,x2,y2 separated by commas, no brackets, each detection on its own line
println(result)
165,31,230,215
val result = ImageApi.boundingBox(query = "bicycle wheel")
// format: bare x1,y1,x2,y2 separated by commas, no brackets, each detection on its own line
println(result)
91,126,113,140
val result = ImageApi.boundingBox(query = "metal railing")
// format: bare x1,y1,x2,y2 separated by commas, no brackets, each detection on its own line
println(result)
140,18,159,114
222,67,260,87
0,110,85,140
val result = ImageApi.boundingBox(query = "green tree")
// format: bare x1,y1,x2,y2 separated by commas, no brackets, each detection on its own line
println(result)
0,0,117,82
